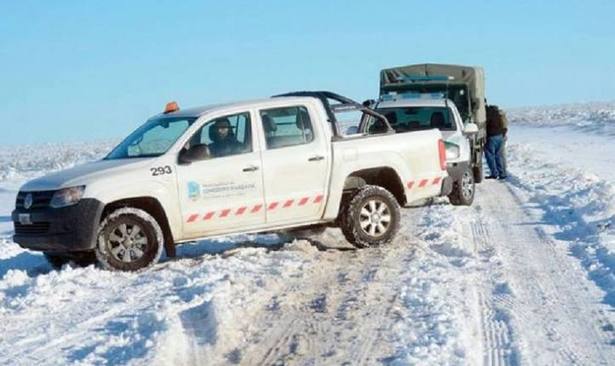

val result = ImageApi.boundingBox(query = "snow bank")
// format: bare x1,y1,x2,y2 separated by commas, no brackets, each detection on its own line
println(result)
0,240,314,365
507,143,615,305
390,204,480,365
0,140,116,182
507,101,615,135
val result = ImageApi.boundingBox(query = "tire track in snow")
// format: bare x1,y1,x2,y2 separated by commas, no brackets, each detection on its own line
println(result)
469,218,517,366
230,237,413,365
470,181,615,365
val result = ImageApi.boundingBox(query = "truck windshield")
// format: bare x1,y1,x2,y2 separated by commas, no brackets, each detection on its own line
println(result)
105,117,196,159
369,106,455,134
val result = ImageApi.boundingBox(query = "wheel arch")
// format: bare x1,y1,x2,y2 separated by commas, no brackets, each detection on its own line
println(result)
343,167,406,206
101,196,176,257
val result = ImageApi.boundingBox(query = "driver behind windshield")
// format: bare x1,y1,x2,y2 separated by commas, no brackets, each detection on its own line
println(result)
208,118,241,157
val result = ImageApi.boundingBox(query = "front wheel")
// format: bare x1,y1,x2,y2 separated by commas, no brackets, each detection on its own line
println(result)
449,168,475,206
44,251,96,270
43,252,71,270
340,185,401,248
95,208,164,271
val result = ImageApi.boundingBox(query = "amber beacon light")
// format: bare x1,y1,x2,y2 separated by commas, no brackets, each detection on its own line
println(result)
164,101,179,114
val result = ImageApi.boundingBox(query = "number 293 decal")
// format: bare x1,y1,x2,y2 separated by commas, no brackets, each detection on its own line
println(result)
151,166,172,176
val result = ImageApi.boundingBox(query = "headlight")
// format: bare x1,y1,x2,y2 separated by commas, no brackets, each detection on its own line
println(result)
50,186,85,208
445,142,460,160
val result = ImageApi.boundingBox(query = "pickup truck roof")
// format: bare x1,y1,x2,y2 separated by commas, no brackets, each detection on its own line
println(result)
160,91,392,137
155,96,317,119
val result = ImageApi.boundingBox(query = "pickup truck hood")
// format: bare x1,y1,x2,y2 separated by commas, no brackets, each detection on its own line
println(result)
20,158,153,192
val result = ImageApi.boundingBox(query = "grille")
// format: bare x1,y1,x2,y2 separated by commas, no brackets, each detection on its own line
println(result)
14,222,50,235
15,190,55,209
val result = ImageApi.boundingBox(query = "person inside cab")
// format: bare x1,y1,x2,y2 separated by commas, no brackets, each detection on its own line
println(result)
208,118,241,157
430,111,446,129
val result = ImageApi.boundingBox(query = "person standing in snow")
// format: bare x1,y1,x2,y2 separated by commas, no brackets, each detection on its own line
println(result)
485,105,508,180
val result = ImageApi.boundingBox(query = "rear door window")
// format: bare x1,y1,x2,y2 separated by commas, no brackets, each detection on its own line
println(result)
259,106,314,149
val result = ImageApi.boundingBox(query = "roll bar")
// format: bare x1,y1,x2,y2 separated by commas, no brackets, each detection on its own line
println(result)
273,91,393,136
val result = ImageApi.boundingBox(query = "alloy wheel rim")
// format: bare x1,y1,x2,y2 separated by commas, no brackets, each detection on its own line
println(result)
462,171,474,200
359,199,391,238
107,223,148,263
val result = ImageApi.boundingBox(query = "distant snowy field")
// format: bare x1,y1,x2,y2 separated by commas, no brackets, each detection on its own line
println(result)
0,103,614,365
509,100,615,135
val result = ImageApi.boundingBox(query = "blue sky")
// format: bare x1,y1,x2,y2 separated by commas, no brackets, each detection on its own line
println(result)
1,1,614,145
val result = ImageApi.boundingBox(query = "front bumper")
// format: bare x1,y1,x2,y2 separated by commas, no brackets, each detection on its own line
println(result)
12,198,104,252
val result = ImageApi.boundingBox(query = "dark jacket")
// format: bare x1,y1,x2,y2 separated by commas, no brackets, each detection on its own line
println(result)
486,106,508,137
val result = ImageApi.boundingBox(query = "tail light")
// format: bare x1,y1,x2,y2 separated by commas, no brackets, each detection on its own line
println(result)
438,139,447,170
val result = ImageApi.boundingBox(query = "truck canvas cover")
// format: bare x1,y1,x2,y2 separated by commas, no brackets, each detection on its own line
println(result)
380,63,486,131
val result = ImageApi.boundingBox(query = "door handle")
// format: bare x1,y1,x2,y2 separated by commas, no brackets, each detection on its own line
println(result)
308,155,325,162
242,165,259,172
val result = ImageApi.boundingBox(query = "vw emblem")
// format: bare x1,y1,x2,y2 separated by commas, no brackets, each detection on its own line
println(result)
24,193,33,210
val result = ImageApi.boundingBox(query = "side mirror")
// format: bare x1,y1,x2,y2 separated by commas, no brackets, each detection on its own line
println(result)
178,144,210,165
463,123,479,135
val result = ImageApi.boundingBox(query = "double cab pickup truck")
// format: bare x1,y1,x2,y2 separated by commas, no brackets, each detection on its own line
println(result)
13,91,451,271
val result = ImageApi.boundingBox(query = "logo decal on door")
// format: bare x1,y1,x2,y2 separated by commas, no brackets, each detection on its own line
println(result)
187,181,201,201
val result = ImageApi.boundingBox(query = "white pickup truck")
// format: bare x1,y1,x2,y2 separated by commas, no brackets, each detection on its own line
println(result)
368,95,479,205
12,91,451,271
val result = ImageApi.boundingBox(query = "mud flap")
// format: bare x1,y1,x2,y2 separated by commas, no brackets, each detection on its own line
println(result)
440,176,454,196
164,241,176,258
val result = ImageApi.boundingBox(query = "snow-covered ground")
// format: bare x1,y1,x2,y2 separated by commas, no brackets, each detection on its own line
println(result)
0,103,614,365
509,100,615,136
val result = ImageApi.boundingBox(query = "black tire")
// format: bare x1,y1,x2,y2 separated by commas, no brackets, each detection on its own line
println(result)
43,251,96,270
473,149,484,183
339,185,401,248
449,168,475,206
43,252,71,270
95,207,164,271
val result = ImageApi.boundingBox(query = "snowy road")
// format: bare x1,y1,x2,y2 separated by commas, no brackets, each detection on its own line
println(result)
0,121,614,365
467,180,614,365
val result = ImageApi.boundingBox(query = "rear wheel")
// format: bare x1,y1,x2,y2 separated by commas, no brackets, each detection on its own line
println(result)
449,168,475,206
95,208,163,271
340,185,400,248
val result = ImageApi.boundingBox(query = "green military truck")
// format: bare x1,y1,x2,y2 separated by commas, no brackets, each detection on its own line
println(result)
379,63,487,182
